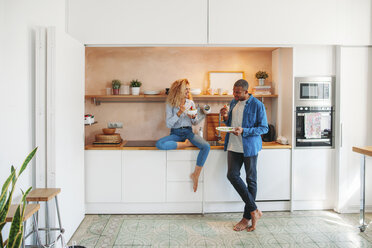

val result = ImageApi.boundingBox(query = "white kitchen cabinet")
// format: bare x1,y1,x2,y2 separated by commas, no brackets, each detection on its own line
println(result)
257,149,290,201
208,0,371,45
167,182,203,202
67,0,207,44
167,160,204,181
204,150,243,202
204,149,290,202
292,149,335,209
85,150,122,203
336,47,372,212
166,150,203,203
122,150,166,202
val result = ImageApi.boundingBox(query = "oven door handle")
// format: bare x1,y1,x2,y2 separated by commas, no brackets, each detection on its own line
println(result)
297,138,331,143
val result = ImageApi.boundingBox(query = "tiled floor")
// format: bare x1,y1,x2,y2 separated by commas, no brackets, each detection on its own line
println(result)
69,211,372,247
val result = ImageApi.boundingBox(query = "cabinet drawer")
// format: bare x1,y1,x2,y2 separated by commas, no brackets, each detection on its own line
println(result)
167,182,203,202
167,150,198,161
167,161,203,181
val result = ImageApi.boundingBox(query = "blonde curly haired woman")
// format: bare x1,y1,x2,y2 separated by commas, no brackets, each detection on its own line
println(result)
156,79,210,192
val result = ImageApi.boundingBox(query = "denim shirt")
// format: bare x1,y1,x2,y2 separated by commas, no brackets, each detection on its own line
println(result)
166,99,204,128
224,95,269,157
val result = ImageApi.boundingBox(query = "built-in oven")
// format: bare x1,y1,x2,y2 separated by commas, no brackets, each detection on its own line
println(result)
296,106,333,147
294,76,335,148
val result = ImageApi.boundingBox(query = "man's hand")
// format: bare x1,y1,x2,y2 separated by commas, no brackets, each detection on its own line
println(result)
231,127,243,136
220,106,228,121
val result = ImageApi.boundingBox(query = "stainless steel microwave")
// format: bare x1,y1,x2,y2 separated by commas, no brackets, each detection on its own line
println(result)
295,76,335,107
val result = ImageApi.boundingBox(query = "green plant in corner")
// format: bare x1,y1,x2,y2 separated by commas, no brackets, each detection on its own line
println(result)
0,147,37,248
130,79,142,87
255,71,269,79
112,79,122,89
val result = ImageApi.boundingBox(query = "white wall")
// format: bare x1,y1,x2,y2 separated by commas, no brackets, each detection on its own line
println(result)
0,0,85,244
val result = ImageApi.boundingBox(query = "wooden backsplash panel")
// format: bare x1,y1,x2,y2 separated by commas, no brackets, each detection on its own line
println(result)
206,114,227,141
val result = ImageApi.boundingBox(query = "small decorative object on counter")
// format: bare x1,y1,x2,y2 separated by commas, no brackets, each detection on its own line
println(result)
202,105,211,114
84,114,92,125
121,85,130,95
112,79,122,95
130,79,142,95
255,71,269,86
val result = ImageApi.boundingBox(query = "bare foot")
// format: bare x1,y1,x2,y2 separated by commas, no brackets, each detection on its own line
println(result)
233,218,249,231
177,139,194,149
247,209,262,232
184,139,193,147
190,173,198,192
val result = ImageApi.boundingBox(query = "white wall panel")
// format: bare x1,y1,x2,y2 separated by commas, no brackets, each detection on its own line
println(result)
67,0,207,44
209,0,371,45
337,47,372,212
294,46,336,76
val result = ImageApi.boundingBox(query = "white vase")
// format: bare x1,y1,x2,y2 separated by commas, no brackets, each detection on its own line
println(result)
131,87,140,95
258,78,265,86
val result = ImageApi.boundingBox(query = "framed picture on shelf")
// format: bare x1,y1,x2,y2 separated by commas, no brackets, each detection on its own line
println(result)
208,71,245,91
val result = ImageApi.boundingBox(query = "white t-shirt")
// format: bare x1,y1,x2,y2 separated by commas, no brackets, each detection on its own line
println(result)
227,100,247,153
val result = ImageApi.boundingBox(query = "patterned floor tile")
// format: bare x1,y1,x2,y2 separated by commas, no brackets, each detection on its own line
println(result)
68,211,372,248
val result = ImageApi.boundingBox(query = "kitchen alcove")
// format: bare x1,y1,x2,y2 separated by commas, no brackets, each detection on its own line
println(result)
84,47,293,144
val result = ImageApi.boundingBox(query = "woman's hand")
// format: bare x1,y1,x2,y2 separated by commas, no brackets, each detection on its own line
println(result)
177,104,186,117
231,127,243,136
187,114,197,119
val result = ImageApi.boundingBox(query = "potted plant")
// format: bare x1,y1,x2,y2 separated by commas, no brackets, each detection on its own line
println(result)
255,71,269,86
130,79,142,95
112,79,122,95
1,147,37,248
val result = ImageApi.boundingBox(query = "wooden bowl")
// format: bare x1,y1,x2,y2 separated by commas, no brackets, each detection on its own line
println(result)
102,128,116,135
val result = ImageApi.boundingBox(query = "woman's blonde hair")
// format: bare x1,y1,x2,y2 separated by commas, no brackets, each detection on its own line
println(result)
166,79,192,107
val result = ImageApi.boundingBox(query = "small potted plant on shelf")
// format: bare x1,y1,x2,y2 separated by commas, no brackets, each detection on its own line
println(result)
112,79,122,95
255,71,269,86
130,79,142,95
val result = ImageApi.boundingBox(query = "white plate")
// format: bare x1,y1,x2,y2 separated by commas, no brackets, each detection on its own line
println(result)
144,90,160,95
216,127,235,132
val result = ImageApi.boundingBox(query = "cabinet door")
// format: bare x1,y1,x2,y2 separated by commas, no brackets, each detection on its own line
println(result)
122,150,166,202
204,150,244,202
209,0,344,45
68,0,207,44
85,150,122,203
293,149,334,202
256,150,290,201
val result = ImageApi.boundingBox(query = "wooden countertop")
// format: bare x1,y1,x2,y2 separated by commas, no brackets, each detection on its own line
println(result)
352,146,372,157
85,141,291,150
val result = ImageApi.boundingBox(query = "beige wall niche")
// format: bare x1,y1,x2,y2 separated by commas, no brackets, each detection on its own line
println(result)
85,47,276,142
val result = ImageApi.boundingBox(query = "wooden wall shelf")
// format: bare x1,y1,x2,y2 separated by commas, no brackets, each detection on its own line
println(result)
85,94,278,105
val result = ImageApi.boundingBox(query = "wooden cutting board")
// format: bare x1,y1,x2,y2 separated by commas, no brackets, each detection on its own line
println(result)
206,114,227,141
95,133,122,143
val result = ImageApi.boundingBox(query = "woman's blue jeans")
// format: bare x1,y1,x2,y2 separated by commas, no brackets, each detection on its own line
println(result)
156,127,210,166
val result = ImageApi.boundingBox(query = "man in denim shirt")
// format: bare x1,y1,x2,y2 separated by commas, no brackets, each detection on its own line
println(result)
220,79,268,232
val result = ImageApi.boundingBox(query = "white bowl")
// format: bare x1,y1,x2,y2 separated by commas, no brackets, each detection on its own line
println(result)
187,109,198,115
190,88,201,95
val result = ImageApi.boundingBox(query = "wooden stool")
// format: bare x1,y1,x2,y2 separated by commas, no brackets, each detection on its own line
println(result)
26,188,64,247
6,204,41,248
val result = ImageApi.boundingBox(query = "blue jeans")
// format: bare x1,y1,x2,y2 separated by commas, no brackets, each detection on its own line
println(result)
156,127,210,166
227,151,258,220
